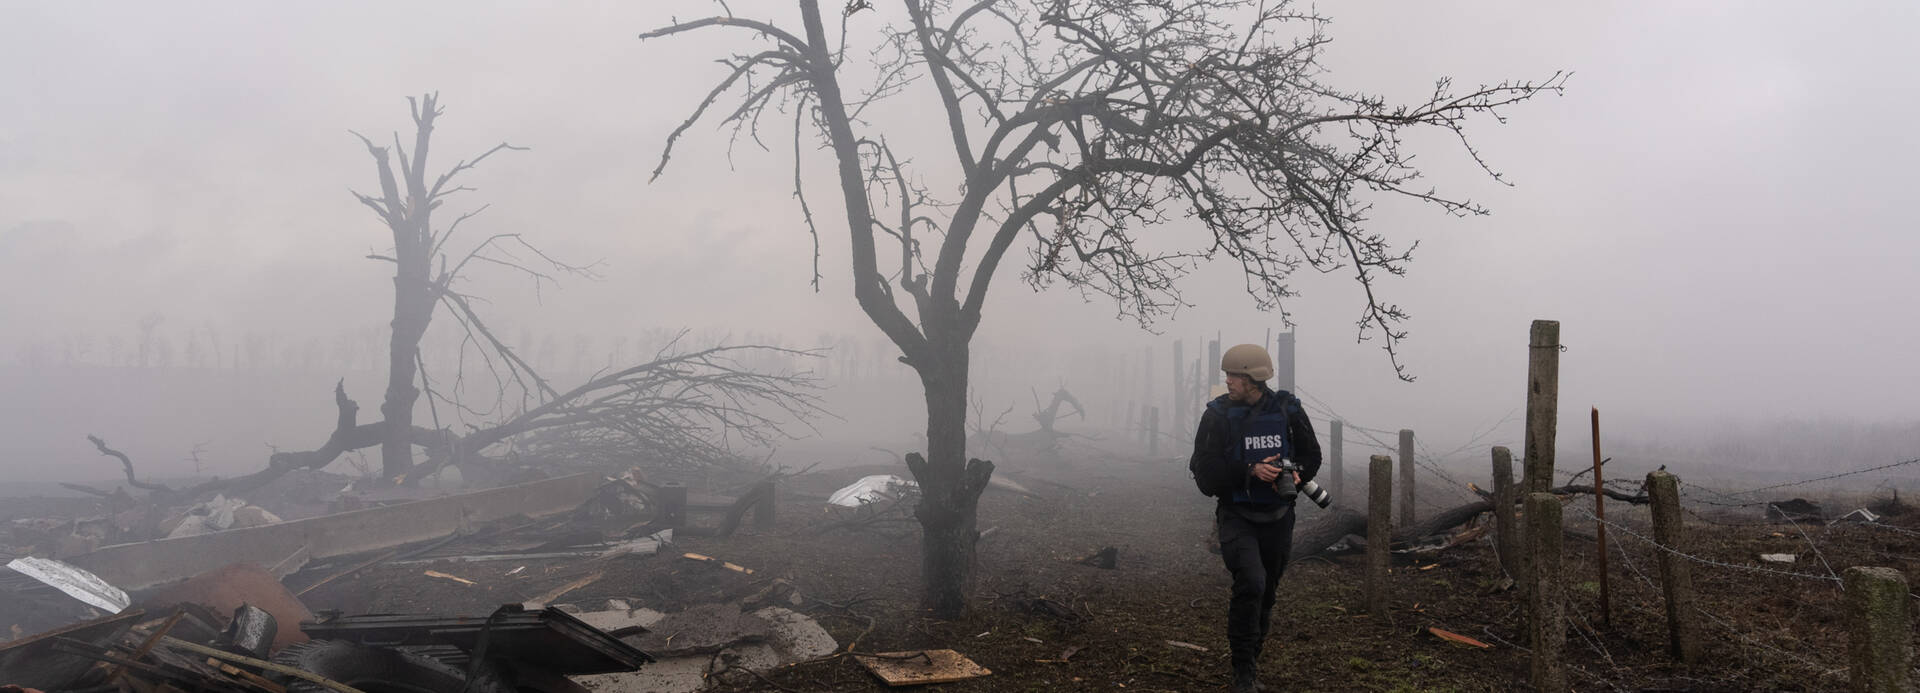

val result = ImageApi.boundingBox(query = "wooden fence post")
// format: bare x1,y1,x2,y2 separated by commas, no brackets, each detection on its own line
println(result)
1367,455,1393,620
1329,420,1344,503
1844,566,1912,693
1645,470,1700,665
1171,339,1185,438
1398,429,1416,526
1524,320,1560,494
1526,492,1565,692
1491,446,1518,582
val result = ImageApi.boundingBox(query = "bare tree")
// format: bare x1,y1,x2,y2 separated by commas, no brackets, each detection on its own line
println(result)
644,0,1562,617
349,93,582,480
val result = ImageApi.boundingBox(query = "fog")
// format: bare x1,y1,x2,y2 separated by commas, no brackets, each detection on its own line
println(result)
2,2,1917,485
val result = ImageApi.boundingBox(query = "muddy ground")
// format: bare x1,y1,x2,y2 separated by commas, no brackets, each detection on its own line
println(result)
275,439,1920,693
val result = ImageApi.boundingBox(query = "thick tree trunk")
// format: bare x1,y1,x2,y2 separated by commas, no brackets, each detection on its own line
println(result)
380,263,432,480
905,340,994,619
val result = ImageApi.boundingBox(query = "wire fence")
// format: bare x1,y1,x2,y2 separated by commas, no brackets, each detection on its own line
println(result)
1526,456,1920,688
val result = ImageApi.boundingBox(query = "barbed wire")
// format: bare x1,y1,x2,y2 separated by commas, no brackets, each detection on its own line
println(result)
1292,387,1481,505
1564,505,1843,584
1604,518,1850,682
1734,457,1920,495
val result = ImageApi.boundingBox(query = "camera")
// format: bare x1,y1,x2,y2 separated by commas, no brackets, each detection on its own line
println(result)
1272,458,1332,509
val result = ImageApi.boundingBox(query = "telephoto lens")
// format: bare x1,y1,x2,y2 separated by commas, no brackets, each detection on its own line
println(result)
1297,479,1332,508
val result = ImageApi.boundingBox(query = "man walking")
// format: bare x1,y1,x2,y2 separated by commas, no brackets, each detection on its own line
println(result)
1188,343,1322,692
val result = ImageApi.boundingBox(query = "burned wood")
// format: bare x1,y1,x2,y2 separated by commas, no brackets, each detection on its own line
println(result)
85,435,171,493
1294,504,1498,560
1473,481,1649,505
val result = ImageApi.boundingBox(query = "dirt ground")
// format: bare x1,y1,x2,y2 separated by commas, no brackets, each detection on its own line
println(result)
281,439,1920,693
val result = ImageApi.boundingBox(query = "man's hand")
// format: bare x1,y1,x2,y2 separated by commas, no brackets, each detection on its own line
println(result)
1251,455,1283,483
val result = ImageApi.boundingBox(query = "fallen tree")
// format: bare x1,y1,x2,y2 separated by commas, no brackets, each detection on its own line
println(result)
1293,481,1651,560
85,343,821,503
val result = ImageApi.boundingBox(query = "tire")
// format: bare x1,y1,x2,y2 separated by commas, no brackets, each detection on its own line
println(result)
270,640,511,693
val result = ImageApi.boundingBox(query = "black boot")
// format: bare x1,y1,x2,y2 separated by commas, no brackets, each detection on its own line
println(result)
1231,664,1259,693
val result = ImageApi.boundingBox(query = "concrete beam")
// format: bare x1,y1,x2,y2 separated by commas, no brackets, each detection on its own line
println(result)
69,473,604,591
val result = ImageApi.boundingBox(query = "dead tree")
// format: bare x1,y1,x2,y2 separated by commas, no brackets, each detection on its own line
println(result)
643,0,1561,617
350,93,580,481
82,98,822,501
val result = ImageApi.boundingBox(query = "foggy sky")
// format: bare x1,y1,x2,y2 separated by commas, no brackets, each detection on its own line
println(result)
3,2,1917,482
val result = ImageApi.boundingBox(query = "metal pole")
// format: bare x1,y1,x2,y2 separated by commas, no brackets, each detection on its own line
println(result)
1592,406,1609,629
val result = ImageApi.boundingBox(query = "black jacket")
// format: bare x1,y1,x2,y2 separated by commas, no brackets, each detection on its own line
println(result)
1188,388,1322,500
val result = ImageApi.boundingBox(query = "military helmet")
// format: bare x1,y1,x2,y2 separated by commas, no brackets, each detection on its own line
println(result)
1221,343,1273,382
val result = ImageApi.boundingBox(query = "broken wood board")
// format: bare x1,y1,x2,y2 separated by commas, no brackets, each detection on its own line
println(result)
528,571,604,607
855,649,991,686
681,552,754,574
424,570,475,586
1428,627,1491,649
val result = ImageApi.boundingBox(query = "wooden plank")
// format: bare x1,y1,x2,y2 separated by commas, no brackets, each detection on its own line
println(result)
855,649,991,686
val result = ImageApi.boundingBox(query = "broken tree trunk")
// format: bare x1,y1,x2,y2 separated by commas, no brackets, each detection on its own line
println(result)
1294,482,1649,560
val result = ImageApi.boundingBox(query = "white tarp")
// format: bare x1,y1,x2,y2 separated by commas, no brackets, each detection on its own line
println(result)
827,475,916,507
6,556,131,613
1758,553,1797,564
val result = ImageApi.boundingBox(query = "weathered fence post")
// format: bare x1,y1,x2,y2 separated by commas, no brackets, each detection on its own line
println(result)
1367,455,1393,620
1148,407,1160,457
1526,492,1565,692
657,482,688,535
1329,420,1344,503
1645,470,1700,665
1143,345,1154,442
1523,320,1560,493
1398,428,1416,526
1491,446,1518,581
1844,566,1912,693
1171,339,1185,437
1207,338,1221,395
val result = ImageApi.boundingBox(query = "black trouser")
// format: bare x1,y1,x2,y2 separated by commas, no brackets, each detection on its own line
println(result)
1217,503,1296,675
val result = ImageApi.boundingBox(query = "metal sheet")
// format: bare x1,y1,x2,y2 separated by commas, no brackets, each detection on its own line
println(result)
5,557,131,613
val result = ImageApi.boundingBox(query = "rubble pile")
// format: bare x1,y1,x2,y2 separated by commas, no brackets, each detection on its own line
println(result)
1,472,845,692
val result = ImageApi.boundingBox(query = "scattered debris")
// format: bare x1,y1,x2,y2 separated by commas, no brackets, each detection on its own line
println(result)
423,569,476,586
681,552,755,574
1165,640,1209,652
141,562,313,651
1429,627,1492,649
1759,553,1798,564
301,604,652,674
828,475,916,507
5,557,130,614
1834,508,1882,524
529,570,605,606
1076,546,1119,569
855,649,992,686
222,604,278,659
630,603,773,657
0,610,144,689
